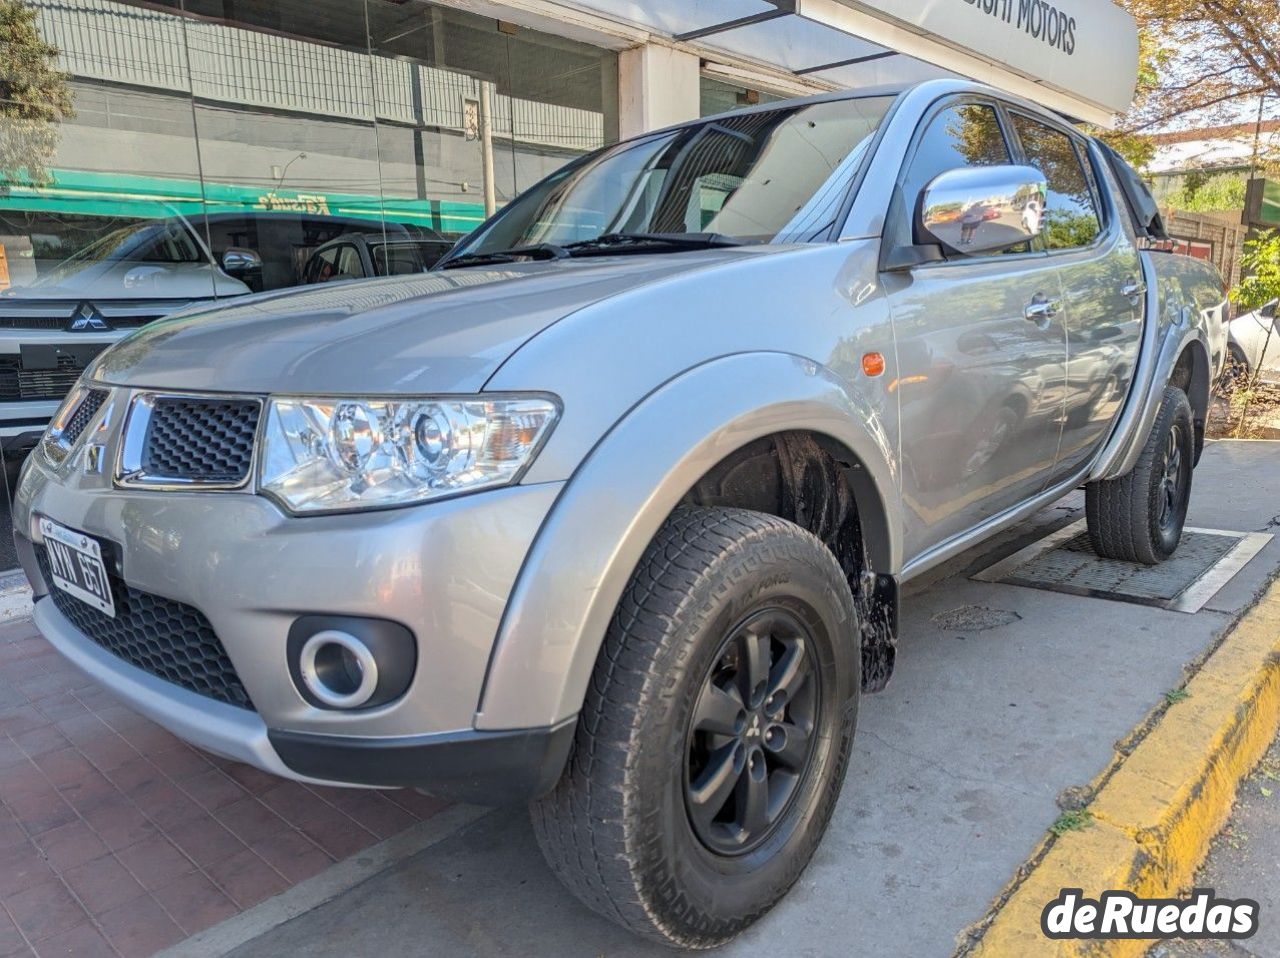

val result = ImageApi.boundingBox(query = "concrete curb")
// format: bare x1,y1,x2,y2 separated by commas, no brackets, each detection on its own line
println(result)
960,575,1280,957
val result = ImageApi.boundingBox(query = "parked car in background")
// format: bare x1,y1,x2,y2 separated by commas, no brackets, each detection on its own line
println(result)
0,211,436,480
17,80,1226,950
1225,299,1279,386
0,215,254,475
303,229,453,284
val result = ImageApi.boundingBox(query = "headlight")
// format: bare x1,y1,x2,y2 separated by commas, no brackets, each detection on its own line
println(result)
258,394,559,514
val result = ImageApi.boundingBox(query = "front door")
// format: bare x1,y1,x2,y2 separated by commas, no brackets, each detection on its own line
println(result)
882,101,1068,559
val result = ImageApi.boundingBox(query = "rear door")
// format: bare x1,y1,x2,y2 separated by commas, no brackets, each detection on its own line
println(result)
1007,112,1144,482
883,100,1069,558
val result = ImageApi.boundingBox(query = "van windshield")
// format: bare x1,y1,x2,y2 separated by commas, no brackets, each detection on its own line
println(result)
448,95,895,258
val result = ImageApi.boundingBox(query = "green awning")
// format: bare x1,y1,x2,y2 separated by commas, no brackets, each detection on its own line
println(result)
0,169,488,235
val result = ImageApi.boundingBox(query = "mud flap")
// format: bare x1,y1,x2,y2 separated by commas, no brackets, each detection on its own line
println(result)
859,572,898,693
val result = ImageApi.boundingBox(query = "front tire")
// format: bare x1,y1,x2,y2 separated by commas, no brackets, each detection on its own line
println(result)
530,507,859,948
1086,385,1194,565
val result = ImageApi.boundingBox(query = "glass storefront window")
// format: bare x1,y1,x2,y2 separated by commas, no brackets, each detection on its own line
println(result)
700,76,788,118
0,0,619,570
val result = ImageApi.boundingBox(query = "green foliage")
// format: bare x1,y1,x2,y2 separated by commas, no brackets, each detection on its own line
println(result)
1231,230,1280,311
1169,172,1248,214
1093,129,1156,172
1043,209,1102,251
1050,809,1094,836
0,0,74,185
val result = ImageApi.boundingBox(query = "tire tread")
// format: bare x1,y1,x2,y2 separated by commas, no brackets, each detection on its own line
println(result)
530,507,854,948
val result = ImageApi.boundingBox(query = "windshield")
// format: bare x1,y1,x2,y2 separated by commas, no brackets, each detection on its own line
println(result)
57,219,204,270
451,96,895,257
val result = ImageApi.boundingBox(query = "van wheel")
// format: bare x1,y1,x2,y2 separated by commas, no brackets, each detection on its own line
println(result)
1086,386,1194,565
530,507,859,948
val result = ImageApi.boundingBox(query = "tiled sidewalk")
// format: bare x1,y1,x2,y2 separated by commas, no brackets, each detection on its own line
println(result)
0,617,448,958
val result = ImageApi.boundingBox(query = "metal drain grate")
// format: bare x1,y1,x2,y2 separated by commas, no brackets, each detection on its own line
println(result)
973,519,1272,613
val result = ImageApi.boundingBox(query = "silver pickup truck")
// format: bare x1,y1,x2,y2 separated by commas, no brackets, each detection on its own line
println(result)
14,79,1225,948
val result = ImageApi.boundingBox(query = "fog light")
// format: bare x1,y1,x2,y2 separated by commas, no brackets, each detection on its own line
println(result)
298,631,379,709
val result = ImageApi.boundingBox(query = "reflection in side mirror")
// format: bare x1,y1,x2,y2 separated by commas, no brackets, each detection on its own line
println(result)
1261,300,1277,320
222,248,263,275
919,165,1049,257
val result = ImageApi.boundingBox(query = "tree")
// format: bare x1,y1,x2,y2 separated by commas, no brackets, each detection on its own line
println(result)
0,0,74,186
1167,171,1249,213
1231,229,1280,312
1118,0,1280,134
1088,30,1166,169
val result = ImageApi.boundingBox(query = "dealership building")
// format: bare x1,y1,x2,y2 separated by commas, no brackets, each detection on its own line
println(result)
0,0,1137,567
2,0,1138,284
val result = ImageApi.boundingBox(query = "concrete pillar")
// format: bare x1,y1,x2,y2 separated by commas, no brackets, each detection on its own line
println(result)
618,44,700,139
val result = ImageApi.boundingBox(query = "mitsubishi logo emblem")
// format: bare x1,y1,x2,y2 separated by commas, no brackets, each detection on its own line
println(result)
68,303,112,332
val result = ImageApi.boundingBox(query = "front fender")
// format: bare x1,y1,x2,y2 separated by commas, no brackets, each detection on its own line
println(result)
475,351,900,731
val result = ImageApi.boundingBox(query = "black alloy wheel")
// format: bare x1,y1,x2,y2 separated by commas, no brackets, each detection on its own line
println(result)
1086,385,1195,565
531,507,861,948
1158,421,1190,536
685,608,820,856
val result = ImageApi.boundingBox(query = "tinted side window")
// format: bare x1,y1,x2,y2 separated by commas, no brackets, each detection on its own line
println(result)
307,246,339,284
902,104,1012,210
333,245,365,280
1010,115,1101,251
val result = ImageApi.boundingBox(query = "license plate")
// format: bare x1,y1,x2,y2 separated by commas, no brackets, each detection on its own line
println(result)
39,517,115,618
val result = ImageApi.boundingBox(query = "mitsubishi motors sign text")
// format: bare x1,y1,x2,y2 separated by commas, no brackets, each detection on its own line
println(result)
802,0,1139,120
963,0,1078,56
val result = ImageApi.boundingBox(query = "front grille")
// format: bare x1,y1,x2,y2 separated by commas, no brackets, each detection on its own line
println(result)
62,390,108,446
0,354,83,402
141,397,260,484
34,545,254,710
0,315,159,331
0,317,66,331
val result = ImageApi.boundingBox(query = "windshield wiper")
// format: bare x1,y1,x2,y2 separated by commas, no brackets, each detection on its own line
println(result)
438,243,569,269
563,232,745,256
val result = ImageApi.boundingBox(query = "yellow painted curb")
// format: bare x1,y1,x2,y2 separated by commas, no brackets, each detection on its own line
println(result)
961,576,1280,957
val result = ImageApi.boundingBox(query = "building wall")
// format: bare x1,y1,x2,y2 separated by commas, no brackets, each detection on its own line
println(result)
1,0,618,299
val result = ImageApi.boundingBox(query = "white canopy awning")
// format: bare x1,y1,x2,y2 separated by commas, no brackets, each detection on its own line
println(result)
455,0,1139,127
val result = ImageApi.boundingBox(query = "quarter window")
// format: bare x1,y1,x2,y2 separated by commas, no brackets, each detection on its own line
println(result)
1010,115,1102,251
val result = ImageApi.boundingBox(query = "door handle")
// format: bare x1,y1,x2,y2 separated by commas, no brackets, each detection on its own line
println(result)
1121,280,1146,302
1024,296,1061,323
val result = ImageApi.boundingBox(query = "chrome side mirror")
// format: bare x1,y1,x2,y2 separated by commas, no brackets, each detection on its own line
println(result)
918,165,1049,257
222,248,263,274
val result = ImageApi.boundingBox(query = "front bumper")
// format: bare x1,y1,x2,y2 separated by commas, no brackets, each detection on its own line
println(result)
17,450,568,799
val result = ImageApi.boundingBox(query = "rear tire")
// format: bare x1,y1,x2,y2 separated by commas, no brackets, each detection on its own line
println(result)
1086,386,1194,565
530,507,859,948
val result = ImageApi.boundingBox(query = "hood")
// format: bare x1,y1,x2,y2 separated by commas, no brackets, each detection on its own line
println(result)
6,260,250,301
89,249,762,395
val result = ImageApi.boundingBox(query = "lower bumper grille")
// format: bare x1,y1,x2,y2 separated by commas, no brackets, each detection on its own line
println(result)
0,355,83,402
34,545,254,711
